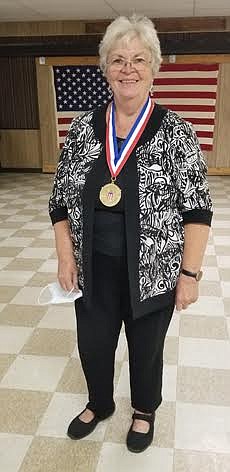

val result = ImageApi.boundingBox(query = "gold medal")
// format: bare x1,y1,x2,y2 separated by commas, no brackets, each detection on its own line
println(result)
99,180,121,207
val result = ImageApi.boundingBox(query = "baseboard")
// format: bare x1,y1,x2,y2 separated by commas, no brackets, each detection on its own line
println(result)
0,167,42,173
208,168,230,175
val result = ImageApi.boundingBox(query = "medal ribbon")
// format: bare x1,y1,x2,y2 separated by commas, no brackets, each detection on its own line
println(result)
106,97,154,179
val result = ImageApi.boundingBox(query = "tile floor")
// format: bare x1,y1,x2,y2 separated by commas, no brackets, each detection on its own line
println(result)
0,172,230,472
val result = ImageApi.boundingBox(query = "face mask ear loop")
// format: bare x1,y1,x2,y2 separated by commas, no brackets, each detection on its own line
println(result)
67,286,75,297
37,285,51,306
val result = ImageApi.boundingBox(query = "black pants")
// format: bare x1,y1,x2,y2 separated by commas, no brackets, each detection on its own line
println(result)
75,251,175,417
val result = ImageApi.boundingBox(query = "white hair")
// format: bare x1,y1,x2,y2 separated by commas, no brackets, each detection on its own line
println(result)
99,14,162,77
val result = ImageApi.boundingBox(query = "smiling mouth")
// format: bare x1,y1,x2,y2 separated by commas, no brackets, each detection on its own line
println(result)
119,80,138,83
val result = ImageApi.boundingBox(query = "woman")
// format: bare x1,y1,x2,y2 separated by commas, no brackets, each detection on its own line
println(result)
49,15,213,453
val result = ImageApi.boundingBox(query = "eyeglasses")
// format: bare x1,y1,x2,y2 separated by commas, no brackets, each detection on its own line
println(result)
107,57,152,71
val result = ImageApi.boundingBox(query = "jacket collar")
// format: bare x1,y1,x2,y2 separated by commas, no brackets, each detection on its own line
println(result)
92,102,108,143
91,101,168,147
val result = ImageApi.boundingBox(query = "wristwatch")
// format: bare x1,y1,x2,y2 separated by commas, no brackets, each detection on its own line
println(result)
181,268,203,282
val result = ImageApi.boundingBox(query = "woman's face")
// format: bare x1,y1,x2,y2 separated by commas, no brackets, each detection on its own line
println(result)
106,36,154,103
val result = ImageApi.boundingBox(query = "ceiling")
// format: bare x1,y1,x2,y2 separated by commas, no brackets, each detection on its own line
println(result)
0,0,230,22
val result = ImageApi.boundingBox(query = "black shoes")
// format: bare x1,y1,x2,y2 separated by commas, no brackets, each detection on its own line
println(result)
126,411,155,453
67,403,116,440
68,403,155,453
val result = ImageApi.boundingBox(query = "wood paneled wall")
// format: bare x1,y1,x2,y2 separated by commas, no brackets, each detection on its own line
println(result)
0,17,229,36
0,130,42,168
36,59,59,172
0,21,85,36
0,56,39,129
0,56,41,169
205,63,230,174
85,17,230,34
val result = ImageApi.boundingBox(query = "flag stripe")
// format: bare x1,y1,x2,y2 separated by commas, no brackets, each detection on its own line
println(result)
191,124,214,131
157,71,218,78
58,117,73,124
187,118,215,125
58,123,72,131
154,91,217,99
201,144,213,151
154,78,218,85
157,98,216,105
154,85,217,91
198,137,213,145
161,104,215,112
173,111,216,119
160,63,219,71
59,130,68,137
196,131,214,138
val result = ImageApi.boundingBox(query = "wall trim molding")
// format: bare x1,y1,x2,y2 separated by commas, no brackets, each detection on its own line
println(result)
208,168,230,175
0,167,42,173
0,31,230,57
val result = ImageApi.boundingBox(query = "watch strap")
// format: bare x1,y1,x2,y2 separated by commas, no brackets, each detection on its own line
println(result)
181,268,203,281
181,269,197,278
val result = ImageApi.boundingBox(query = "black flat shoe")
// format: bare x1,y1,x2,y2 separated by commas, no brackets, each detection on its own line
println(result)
67,403,115,440
126,411,155,453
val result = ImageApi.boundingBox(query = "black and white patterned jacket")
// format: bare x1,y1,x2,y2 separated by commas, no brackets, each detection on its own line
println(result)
49,103,213,319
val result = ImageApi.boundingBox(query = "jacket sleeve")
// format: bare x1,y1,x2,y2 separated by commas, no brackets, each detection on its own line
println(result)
172,120,213,226
48,118,78,225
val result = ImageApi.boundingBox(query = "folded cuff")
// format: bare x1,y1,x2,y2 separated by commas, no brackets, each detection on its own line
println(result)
182,209,213,226
49,206,68,225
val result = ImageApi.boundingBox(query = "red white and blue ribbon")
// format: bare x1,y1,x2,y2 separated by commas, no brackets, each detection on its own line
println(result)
106,97,154,178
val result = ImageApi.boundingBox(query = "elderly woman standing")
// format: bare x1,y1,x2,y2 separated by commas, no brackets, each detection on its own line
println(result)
49,15,213,453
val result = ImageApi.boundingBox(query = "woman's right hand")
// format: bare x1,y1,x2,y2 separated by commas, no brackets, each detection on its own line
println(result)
57,254,79,292
54,220,79,292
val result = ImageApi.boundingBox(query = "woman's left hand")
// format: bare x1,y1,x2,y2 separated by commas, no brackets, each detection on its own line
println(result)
175,274,199,311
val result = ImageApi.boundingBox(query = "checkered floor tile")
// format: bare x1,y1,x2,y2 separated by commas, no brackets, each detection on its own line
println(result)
0,173,230,471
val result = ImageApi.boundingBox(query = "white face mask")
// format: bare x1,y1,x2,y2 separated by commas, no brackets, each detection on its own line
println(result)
37,282,82,305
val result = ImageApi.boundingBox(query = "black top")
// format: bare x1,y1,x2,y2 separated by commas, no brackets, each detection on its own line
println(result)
94,137,125,213
93,137,126,256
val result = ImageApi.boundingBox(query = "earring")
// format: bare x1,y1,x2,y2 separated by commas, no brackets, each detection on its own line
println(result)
149,83,154,97
108,85,113,100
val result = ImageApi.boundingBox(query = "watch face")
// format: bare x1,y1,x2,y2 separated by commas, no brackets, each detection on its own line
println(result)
196,271,203,282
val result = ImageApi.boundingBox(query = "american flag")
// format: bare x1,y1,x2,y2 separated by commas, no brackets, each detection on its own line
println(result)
53,66,110,148
53,63,219,151
152,63,219,151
